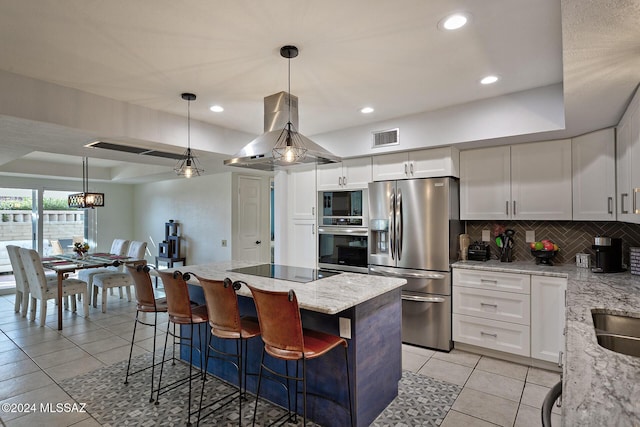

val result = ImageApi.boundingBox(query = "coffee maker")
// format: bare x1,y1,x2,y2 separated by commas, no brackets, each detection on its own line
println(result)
592,236,624,273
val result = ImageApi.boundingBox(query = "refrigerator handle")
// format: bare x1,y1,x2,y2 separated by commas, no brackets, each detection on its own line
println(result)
397,188,403,261
390,189,396,260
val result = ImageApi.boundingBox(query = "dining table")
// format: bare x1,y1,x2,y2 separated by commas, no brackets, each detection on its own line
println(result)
41,253,131,330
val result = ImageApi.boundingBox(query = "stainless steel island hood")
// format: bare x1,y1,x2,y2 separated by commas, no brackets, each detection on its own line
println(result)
224,91,340,171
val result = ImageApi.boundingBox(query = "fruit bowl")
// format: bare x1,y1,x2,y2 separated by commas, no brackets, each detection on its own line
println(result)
531,249,558,265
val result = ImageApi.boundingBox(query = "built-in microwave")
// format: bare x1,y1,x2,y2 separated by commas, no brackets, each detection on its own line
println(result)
319,190,368,226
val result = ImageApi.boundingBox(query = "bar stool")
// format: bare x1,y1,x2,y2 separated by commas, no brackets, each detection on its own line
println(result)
187,275,261,426
155,270,209,427
123,263,168,403
247,285,354,427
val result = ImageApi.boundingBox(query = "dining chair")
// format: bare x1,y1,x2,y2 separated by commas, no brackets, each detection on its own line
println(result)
247,285,354,427
191,275,261,426
7,245,61,316
18,247,89,326
6,245,32,316
77,238,129,303
155,270,208,426
91,240,146,312
123,263,168,403
49,239,64,255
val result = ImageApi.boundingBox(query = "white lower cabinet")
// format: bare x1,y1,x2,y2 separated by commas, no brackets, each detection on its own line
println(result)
453,268,567,363
530,275,567,362
453,286,530,325
453,314,530,357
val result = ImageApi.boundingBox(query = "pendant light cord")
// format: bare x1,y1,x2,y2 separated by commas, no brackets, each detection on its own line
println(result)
187,98,191,155
288,53,291,125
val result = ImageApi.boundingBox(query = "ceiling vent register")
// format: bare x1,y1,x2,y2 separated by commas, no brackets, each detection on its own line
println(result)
372,128,399,148
86,141,185,160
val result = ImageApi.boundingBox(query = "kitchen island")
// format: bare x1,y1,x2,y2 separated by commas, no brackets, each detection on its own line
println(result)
452,260,640,426
163,261,406,427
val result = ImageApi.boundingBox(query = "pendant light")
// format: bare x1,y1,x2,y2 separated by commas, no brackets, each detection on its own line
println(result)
68,157,105,208
271,45,308,163
174,92,204,178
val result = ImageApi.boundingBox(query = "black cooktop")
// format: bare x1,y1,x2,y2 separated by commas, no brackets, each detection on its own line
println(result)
228,264,340,283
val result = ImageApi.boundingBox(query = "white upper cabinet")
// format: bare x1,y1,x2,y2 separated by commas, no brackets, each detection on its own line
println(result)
460,146,511,220
288,165,316,220
372,147,459,181
572,128,616,220
461,140,572,220
316,158,372,190
617,88,640,223
510,139,572,220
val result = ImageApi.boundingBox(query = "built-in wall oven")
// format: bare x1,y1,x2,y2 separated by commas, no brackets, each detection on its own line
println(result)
318,190,369,273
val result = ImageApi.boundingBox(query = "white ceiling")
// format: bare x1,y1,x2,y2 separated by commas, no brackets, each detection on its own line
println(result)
0,0,638,183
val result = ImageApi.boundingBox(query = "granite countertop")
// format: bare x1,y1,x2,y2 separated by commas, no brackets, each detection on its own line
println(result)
452,260,640,426
160,261,406,315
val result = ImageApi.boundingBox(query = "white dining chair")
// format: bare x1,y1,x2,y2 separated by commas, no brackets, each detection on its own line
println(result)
6,245,32,316
92,241,147,313
77,239,130,302
19,247,89,326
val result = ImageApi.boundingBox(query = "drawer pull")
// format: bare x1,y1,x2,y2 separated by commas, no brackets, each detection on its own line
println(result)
480,279,498,284
480,331,498,338
480,302,498,308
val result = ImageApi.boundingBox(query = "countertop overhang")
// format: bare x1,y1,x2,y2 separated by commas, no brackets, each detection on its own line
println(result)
158,261,406,315
452,260,640,426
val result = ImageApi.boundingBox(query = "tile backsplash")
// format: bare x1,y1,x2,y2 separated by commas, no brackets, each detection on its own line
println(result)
465,220,640,266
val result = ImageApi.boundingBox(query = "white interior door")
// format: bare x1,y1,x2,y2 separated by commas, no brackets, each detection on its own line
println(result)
235,175,267,262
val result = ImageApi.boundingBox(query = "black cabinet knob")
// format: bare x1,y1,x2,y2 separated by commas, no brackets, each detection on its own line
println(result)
255,240,261,244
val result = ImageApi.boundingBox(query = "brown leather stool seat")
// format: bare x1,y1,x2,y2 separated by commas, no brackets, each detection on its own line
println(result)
188,275,261,426
123,263,168,403
247,285,354,427
156,270,209,427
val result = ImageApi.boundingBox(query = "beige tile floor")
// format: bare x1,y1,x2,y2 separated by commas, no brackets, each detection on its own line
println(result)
0,291,562,426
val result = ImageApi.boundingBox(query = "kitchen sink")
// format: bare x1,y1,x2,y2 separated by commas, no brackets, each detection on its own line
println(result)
592,311,640,357
595,334,640,358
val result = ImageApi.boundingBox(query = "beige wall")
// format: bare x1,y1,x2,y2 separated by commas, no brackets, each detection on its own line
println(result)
132,172,233,266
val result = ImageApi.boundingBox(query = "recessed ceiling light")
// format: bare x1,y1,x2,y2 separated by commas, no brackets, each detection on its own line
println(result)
480,75,499,85
360,107,374,114
210,105,224,112
439,13,469,31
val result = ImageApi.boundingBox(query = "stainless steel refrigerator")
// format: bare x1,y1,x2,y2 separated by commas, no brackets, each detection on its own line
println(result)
368,177,461,350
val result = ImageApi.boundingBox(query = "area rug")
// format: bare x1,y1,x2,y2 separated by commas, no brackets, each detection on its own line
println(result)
59,352,461,426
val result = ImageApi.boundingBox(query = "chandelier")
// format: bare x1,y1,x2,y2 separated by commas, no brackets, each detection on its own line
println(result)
174,92,204,178
68,157,104,209
271,45,308,163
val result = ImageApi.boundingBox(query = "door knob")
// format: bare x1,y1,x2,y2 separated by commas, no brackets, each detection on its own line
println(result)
255,240,261,244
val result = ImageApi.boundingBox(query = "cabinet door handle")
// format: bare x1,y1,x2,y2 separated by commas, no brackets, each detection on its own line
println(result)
311,207,315,216
481,331,498,338
622,193,629,214
410,162,414,175
255,240,262,245
481,302,498,308
338,177,342,186
608,197,613,214
558,350,563,369
343,176,347,186
634,188,640,214
506,201,509,216
311,224,315,235
404,162,408,176
513,200,517,216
